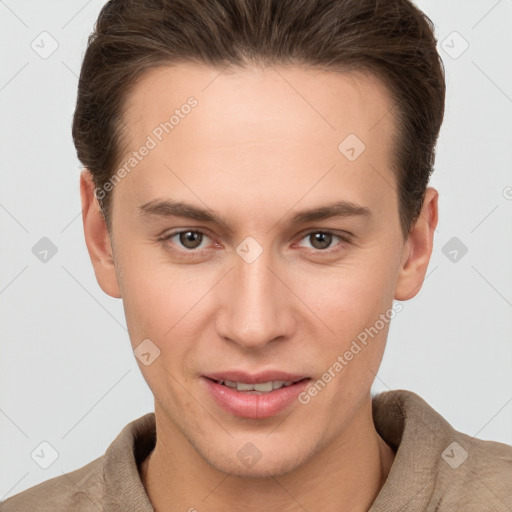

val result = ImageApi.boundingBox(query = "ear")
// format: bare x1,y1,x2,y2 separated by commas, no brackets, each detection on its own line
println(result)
80,169,121,298
394,187,439,301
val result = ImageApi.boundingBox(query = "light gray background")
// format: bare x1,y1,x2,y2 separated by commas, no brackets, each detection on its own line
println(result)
1,0,511,500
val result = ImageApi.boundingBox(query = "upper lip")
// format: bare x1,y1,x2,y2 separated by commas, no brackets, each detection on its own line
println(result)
204,370,309,384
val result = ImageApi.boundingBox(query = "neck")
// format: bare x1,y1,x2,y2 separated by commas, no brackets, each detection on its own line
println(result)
140,396,395,512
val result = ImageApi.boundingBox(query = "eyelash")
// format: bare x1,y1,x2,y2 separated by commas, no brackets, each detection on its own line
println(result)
157,229,351,256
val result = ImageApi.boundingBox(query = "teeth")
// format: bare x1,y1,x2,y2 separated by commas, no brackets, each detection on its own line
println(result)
252,382,273,392
237,382,259,391
216,379,295,392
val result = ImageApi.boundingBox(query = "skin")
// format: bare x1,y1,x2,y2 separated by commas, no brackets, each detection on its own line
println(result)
80,63,438,511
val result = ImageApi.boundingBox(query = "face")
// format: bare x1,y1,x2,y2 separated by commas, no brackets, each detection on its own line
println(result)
82,63,436,477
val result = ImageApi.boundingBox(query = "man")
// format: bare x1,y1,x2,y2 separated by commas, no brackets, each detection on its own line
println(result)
2,0,511,511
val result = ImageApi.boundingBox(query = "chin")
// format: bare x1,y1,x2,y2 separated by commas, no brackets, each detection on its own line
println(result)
196,438,317,479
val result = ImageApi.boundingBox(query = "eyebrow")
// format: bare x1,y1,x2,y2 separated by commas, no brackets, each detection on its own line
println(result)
138,198,372,228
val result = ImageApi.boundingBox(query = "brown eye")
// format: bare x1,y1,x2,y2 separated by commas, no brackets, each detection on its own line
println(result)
296,230,350,254
158,229,214,256
309,232,333,250
178,231,204,249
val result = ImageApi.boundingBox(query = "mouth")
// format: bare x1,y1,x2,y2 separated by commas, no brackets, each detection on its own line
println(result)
209,377,308,394
202,371,311,419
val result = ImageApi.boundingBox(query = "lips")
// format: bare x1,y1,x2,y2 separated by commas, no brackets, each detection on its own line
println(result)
202,370,311,419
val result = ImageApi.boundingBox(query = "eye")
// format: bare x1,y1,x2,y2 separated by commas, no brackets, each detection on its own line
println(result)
159,229,211,252
297,230,350,252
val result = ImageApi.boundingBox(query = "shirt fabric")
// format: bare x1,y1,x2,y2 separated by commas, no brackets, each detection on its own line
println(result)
1,389,511,511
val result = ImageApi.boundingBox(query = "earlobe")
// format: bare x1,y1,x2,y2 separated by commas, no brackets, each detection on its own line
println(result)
394,187,439,301
80,169,121,298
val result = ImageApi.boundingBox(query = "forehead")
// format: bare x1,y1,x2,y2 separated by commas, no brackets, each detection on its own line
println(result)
117,63,398,223
123,62,395,143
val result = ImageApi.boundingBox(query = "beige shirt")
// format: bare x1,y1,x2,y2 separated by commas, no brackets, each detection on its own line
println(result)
1,389,511,511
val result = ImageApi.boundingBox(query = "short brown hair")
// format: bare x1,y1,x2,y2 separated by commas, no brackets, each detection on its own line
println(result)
72,0,445,239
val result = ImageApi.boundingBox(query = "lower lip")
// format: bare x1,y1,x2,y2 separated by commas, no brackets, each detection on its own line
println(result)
203,377,310,419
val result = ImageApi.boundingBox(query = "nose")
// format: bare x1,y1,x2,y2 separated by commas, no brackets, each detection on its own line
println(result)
214,245,296,351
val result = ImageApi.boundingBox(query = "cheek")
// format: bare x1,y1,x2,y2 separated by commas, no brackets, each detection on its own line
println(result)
295,247,399,342
298,257,398,418
115,253,203,404
115,245,198,348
